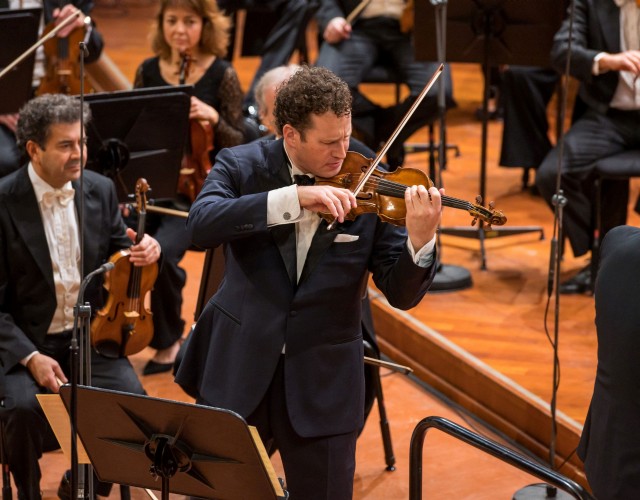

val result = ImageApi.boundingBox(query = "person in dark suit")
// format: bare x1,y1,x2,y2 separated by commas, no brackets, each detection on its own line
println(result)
254,63,387,429
536,0,640,294
175,66,440,499
577,224,640,499
0,0,104,177
0,94,161,499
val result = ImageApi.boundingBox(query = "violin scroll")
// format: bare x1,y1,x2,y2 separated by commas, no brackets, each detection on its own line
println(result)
468,196,507,227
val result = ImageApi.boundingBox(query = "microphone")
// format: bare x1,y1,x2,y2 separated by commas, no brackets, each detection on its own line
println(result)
78,262,115,305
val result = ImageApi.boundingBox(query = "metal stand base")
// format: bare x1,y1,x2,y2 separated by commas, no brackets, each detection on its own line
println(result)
513,483,575,499
430,263,473,292
439,225,545,270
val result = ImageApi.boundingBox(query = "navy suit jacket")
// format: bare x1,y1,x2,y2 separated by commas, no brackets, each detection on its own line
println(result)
551,0,620,114
0,167,131,373
577,225,640,499
176,138,435,437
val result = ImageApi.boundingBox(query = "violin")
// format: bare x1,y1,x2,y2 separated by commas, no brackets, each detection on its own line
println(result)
316,64,506,228
316,151,507,227
177,50,214,203
37,5,92,96
91,179,158,359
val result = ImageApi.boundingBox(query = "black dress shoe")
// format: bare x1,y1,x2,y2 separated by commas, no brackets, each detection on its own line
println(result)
143,359,174,375
559,265,593,295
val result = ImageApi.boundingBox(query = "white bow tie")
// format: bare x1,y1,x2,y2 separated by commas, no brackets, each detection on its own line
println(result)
42,188,75,208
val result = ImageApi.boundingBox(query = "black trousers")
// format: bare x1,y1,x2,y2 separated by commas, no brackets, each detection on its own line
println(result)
536,107,640,257
499,66,559,169
198,356,358,500
1,333,144,499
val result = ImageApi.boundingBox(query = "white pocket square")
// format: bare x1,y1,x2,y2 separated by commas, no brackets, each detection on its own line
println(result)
333,234,359,243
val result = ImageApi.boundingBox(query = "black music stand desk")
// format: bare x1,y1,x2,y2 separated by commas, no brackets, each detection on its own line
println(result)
84,86,192,203
59,385,286,500
0,8,41,114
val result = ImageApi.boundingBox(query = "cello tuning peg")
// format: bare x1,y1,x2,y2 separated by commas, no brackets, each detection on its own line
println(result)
475,195,483,204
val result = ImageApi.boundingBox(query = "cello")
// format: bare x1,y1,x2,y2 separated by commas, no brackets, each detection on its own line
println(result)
177,49,214,203
37,3,93,96
91,179,158,358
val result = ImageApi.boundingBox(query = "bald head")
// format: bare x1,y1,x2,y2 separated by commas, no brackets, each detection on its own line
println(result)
254,64,301,135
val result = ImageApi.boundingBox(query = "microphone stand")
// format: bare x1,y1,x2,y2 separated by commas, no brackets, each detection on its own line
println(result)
69,39,92,500
429,0,473,292
514,1,575,498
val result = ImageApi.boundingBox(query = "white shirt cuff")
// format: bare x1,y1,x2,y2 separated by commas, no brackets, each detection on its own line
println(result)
21,351,38,366
267,185,303,226
592,52,606,76
407,235,436,268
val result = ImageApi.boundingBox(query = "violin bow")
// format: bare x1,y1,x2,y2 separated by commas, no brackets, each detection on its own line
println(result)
327,63,444,230
0,10,85,81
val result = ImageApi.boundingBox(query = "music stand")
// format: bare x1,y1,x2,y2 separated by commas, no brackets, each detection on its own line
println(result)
58,385,286,500
414,0,564,269
0,8,41,114
83,86,192,203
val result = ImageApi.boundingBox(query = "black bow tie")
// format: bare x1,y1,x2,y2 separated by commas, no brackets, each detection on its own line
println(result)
293,174,315,186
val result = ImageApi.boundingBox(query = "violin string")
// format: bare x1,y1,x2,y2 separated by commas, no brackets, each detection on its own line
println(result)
361,178,478,212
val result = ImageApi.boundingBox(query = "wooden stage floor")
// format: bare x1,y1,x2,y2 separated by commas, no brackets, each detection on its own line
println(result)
35,1,640,495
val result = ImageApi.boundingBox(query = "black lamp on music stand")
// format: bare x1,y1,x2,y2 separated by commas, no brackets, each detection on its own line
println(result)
415,0,564,269
58,385,287,500
83,86,192,203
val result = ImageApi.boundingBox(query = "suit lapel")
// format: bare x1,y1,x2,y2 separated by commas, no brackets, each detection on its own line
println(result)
7,169,55,293
598,0,620,53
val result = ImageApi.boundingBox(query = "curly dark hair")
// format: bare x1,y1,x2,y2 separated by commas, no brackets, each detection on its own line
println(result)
274,66,352,139
16,94,91,153
151,0,231,60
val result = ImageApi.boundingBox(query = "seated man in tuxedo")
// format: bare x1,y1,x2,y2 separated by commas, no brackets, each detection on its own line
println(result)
0,94,160,499
578,225,640,499
314,0,454,167
536,0,640,294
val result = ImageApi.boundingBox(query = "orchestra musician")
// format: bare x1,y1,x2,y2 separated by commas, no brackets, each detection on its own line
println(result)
0,0,104,177
0,94,160,499
315,0,449,167
254,63,388,429
175,66,441,499
132,0,244,375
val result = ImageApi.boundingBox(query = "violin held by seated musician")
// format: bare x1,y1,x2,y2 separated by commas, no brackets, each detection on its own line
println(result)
177,49,214,203
37,3,95,96
91,179,158,358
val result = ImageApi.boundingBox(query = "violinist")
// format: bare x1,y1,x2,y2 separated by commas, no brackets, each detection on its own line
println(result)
0,94,161,499
0,0,104,176
176,66,441,500
132,0,244,375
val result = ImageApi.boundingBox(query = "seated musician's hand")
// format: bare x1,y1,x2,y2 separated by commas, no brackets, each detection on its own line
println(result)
296,185,357,223
324,17,351,44
53,4,87,38
27,353,67,393
599,50,640,76
126,229,161,266
404,185,443,251
190,96,219,125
